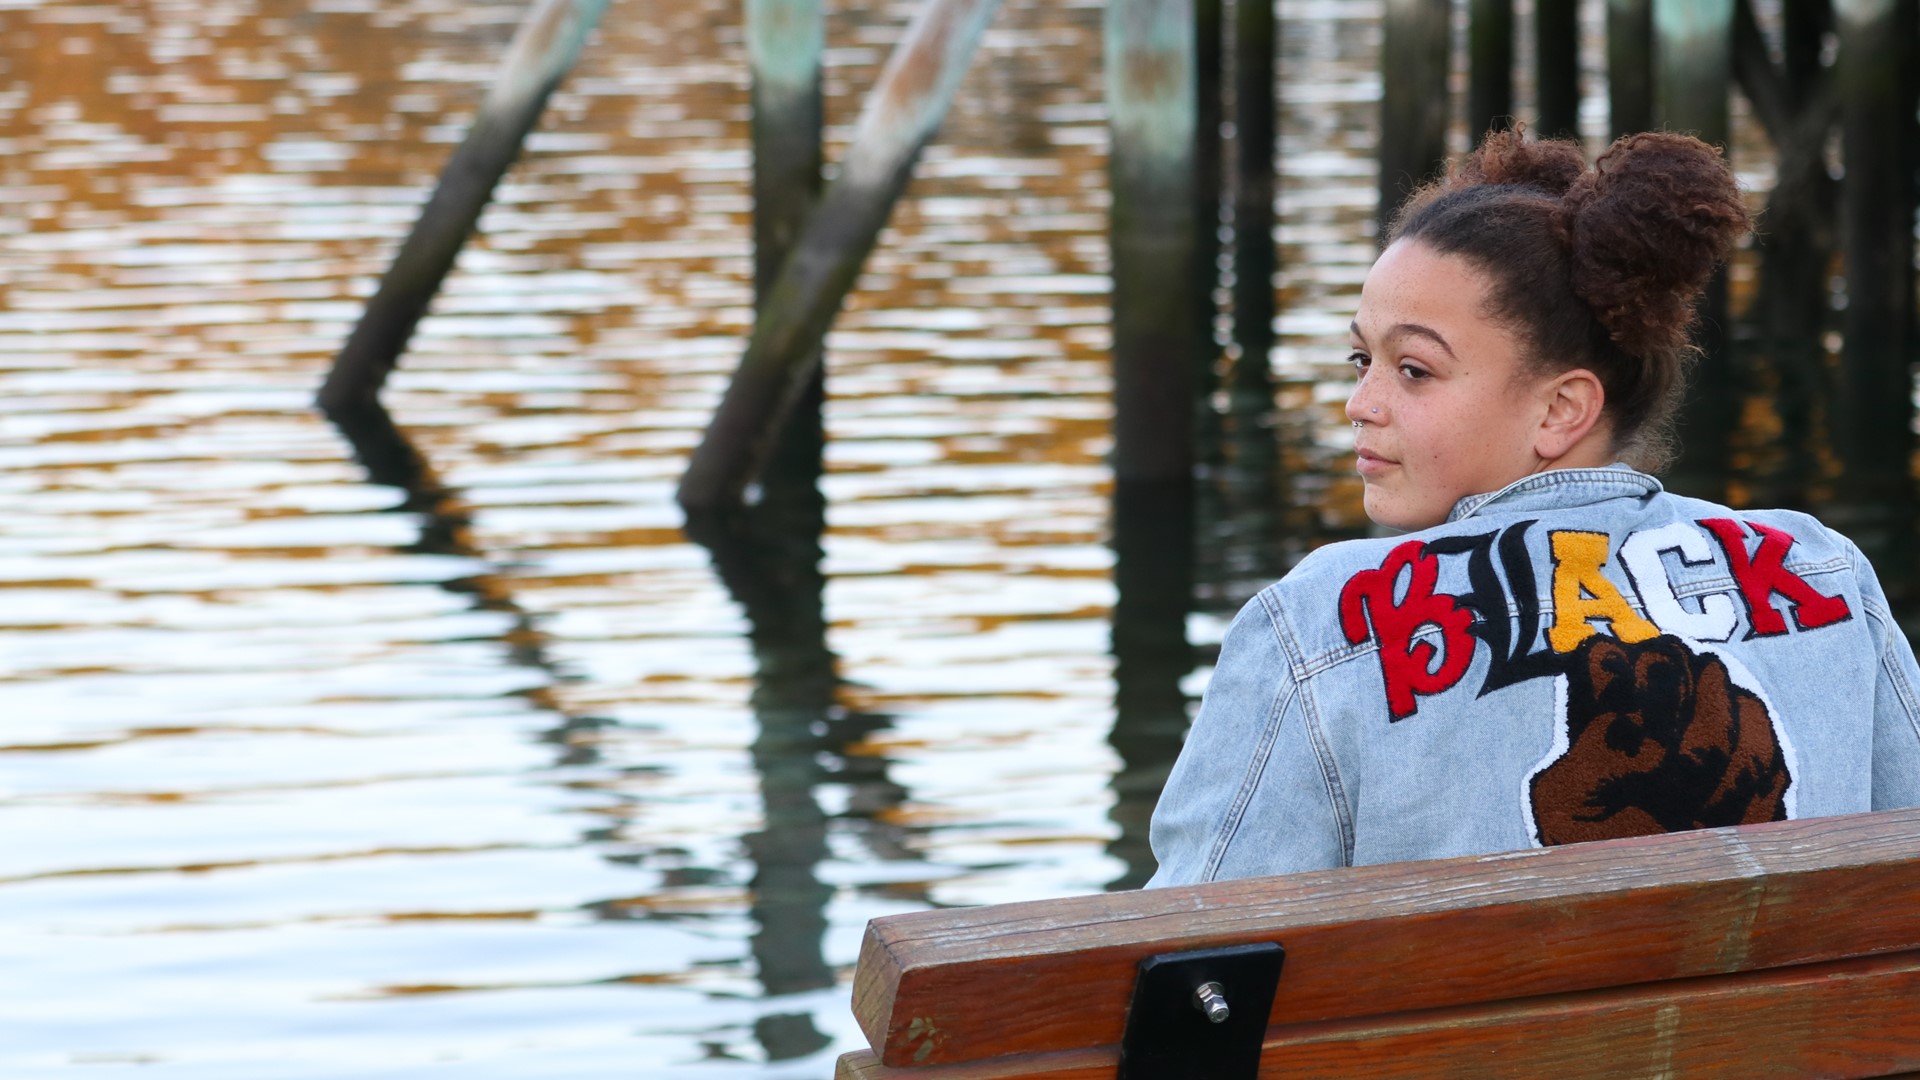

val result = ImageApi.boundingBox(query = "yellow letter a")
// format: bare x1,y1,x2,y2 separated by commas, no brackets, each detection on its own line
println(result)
1548,531,1660,653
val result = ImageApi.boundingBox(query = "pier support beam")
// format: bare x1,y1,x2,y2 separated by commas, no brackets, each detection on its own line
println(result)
1231,0,1277,416
1607,0,1653,138
1379,0,1451,230
748,0,827,497
1468,0,1514,143
1108,0,1203,483
676,0,1004,508
1832,0,1919,597
1653,0,1734,496
1536,0,1580,138
317,0,610,419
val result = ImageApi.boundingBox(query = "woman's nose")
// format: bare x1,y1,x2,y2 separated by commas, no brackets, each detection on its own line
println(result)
1345,377,1375,425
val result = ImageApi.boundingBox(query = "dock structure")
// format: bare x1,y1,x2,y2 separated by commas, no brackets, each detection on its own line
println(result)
316,0,1920,600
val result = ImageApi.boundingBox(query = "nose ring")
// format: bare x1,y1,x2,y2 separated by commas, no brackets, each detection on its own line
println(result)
1352,420,1363,428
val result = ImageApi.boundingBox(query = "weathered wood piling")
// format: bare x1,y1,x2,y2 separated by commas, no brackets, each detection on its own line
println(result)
1832,0,1919,590
1379,0,1450,229
1652,0,1734,495
1468,0,1514,142
747,0,827,497
1605,0,1653,138
317,0,609,420
676,0,1003,508
1230,0,1277,414
1535,0,1581,139
1107,0,1204,483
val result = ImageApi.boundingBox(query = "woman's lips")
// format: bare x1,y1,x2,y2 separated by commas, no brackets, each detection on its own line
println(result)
1355,448,1396,477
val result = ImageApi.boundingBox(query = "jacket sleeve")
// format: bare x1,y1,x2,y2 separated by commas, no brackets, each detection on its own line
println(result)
1848,542,1920,809
1145,589,1348,886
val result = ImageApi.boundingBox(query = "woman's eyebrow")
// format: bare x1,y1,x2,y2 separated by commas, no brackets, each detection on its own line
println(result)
1351,319,1456,359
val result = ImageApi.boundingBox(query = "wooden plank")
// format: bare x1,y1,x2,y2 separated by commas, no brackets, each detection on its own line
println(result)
852,808,1920,1066
837,948,1920,1078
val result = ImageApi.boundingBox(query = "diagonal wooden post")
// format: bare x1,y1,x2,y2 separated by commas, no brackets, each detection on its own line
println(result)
676,0,1005,509
317,0,611,420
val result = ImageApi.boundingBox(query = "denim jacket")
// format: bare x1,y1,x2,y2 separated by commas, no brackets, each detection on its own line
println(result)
1148,466,1920,886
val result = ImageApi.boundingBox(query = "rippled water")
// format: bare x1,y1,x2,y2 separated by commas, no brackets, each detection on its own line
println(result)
0,0,1787,1076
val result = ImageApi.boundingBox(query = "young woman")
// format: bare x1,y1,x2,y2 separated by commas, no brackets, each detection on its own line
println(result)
1148,131,1920,886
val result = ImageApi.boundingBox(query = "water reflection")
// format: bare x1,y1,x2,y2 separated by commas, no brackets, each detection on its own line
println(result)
684,491,908,1059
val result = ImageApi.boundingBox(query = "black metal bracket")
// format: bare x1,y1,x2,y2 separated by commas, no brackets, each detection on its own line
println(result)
1116,941,1285,1080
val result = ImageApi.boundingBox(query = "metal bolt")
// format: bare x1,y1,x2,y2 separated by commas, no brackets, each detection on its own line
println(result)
1192,981,1229,1024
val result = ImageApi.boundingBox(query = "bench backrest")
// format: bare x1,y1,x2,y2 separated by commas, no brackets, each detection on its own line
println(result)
834,807,1920,1078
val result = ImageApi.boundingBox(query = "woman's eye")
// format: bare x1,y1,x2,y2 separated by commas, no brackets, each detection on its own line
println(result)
1398,361,1431,381
1347,351,1370,373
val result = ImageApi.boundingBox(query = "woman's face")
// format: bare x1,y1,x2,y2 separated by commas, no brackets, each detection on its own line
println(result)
1345,239,1560,530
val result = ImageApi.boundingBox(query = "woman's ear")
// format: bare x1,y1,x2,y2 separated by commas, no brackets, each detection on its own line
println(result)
1534,368,1608,461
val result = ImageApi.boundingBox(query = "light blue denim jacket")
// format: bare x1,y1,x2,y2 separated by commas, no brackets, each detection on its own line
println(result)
1148,466,1920,886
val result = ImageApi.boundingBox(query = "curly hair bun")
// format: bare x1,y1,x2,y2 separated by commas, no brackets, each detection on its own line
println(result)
1456,128,1588,196
1556,132,1749,362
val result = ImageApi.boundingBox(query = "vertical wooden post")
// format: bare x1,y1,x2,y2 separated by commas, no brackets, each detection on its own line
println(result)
1469,0,1515,143
748,0,827,497
1231,0,1277,414
1743,0,1835,507
1108,0,1201,483
1195,0,1226,461
677,0,1004,508
317,0,611,419
1832,0,1919,597
1379,0,1451,231
1607,0,1653,138
1536,0,1581,138
1653,0,1734,496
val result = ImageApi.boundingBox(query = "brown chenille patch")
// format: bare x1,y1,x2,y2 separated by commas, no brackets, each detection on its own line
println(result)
1530,634,1790,846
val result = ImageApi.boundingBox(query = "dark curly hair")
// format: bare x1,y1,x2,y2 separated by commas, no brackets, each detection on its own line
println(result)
1386,129,1750,471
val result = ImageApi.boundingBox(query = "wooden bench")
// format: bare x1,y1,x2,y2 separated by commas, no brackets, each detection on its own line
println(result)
834,807,1920,1078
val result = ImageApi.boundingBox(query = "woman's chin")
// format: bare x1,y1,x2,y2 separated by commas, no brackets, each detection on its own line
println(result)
1362,488,1444,532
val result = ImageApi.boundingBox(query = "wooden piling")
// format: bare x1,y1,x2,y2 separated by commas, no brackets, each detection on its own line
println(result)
1739,0,1835,506
1195,0,1226,462
676,0,1004,508
1231,0,1277,414
316,0,610,419
1831,0,1919,594
1379,0,1451,231
1536,0,1580,138
1468,0,1514,143
747,0,827,498
1107,0,1203,483
1606,0,1652,138
1652,0,1734,496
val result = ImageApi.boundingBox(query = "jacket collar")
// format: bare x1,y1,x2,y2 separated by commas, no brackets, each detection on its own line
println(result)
1445,464,1664,524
